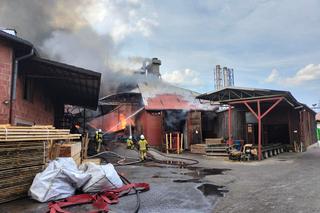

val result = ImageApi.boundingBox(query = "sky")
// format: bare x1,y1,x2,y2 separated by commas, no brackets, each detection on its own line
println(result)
1,0,319,107
120,0,320,107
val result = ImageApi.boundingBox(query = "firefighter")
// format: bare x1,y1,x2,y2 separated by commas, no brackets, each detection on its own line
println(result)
95,129,103,152
138,134,148,161
127,136,134,150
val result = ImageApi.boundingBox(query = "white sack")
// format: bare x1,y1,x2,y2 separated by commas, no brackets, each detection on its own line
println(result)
29,158,91,202
80,163,123,193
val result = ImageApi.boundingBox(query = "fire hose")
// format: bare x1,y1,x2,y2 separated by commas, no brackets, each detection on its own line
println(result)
48,180,149,213
89,148,199,167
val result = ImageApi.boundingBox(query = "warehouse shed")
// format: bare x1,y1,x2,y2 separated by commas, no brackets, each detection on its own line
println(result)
198,87,317,160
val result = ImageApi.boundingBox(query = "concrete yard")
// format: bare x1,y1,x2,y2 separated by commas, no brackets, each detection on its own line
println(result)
1,146,320,213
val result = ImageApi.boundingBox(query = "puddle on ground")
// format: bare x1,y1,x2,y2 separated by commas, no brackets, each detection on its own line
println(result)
197,183,229,197
173,179,202,183
181,167,231,178
152,175,170,178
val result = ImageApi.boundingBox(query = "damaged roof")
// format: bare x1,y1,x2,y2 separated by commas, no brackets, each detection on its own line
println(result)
138,82,217,111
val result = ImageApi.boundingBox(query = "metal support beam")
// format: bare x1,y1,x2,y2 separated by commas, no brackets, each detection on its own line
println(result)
257,100,262,160
228,105,232,145
239,97,283,160
261,97,283,119
244,102,258,118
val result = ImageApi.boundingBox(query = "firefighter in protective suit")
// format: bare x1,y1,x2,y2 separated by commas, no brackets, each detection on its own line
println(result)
95,129,103,152
127,136,134,149
138,135,148,161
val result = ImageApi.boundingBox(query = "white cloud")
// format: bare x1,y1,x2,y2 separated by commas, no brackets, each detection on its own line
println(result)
265,68,279,83
80,0,158,43
162,68,203,87
265,64,320,86
285,64,320,85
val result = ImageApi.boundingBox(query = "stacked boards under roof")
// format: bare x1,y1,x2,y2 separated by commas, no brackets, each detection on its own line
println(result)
0,125,81,203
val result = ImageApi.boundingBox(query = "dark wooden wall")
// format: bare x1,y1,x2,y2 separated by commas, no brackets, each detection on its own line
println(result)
212,109,245,140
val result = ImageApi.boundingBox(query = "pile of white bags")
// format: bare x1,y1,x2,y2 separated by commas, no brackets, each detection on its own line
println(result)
29,158,91,202
80,163,123,193
29,158,124,202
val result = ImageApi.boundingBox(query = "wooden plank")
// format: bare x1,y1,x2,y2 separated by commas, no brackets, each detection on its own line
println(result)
205,138,224,145
0,184,30,203
82,158,101,165
0,136,80,142
0,165,43,189
0,125,54,129
59,142,82,157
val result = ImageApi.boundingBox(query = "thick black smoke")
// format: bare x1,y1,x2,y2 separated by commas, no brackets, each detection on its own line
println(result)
0,0,157,96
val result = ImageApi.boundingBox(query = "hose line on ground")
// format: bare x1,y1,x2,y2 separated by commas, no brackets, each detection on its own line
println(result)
87,151,142,165
147,148,199,166
118,173,140,213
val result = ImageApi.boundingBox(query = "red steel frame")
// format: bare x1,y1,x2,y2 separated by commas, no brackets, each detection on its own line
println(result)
228,97,284,160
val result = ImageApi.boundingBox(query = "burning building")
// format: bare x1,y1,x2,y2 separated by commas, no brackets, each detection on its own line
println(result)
89,59,218,150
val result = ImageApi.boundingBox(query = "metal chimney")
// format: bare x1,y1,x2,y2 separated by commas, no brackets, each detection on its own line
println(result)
147,58,161,78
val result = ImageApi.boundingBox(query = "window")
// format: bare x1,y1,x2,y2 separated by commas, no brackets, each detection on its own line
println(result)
23,77,34,102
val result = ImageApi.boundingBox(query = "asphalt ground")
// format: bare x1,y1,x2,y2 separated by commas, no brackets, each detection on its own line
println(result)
1,144,320,213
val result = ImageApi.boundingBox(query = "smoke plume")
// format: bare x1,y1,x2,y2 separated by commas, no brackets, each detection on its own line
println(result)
0,0,158,95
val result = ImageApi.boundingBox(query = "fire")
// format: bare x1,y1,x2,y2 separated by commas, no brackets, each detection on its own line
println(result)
119,114,126,129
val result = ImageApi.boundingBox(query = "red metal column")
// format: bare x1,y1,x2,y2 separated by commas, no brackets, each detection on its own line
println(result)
228,105,232,145
257,100,262,160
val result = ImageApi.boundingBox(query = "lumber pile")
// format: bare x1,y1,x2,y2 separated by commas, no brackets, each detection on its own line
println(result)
0,125,81,141
190,144,207,154
0,125,81,203
59,142,82,165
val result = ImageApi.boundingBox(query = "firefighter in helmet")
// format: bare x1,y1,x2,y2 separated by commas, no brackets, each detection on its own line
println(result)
95,129,103,152
138,134,148,161
127,135,134,150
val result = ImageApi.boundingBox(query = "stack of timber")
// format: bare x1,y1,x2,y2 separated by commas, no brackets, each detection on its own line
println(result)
59,142,82,165
190,144,206,154
0,125,80,141
0,125,81,203
205,138,228,157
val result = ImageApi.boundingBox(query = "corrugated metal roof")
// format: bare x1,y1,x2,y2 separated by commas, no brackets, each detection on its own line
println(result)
197,86,300,105
23,56,101,109
138,82,218,111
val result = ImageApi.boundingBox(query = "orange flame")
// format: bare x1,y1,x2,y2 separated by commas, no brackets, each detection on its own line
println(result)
119,114,126,129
